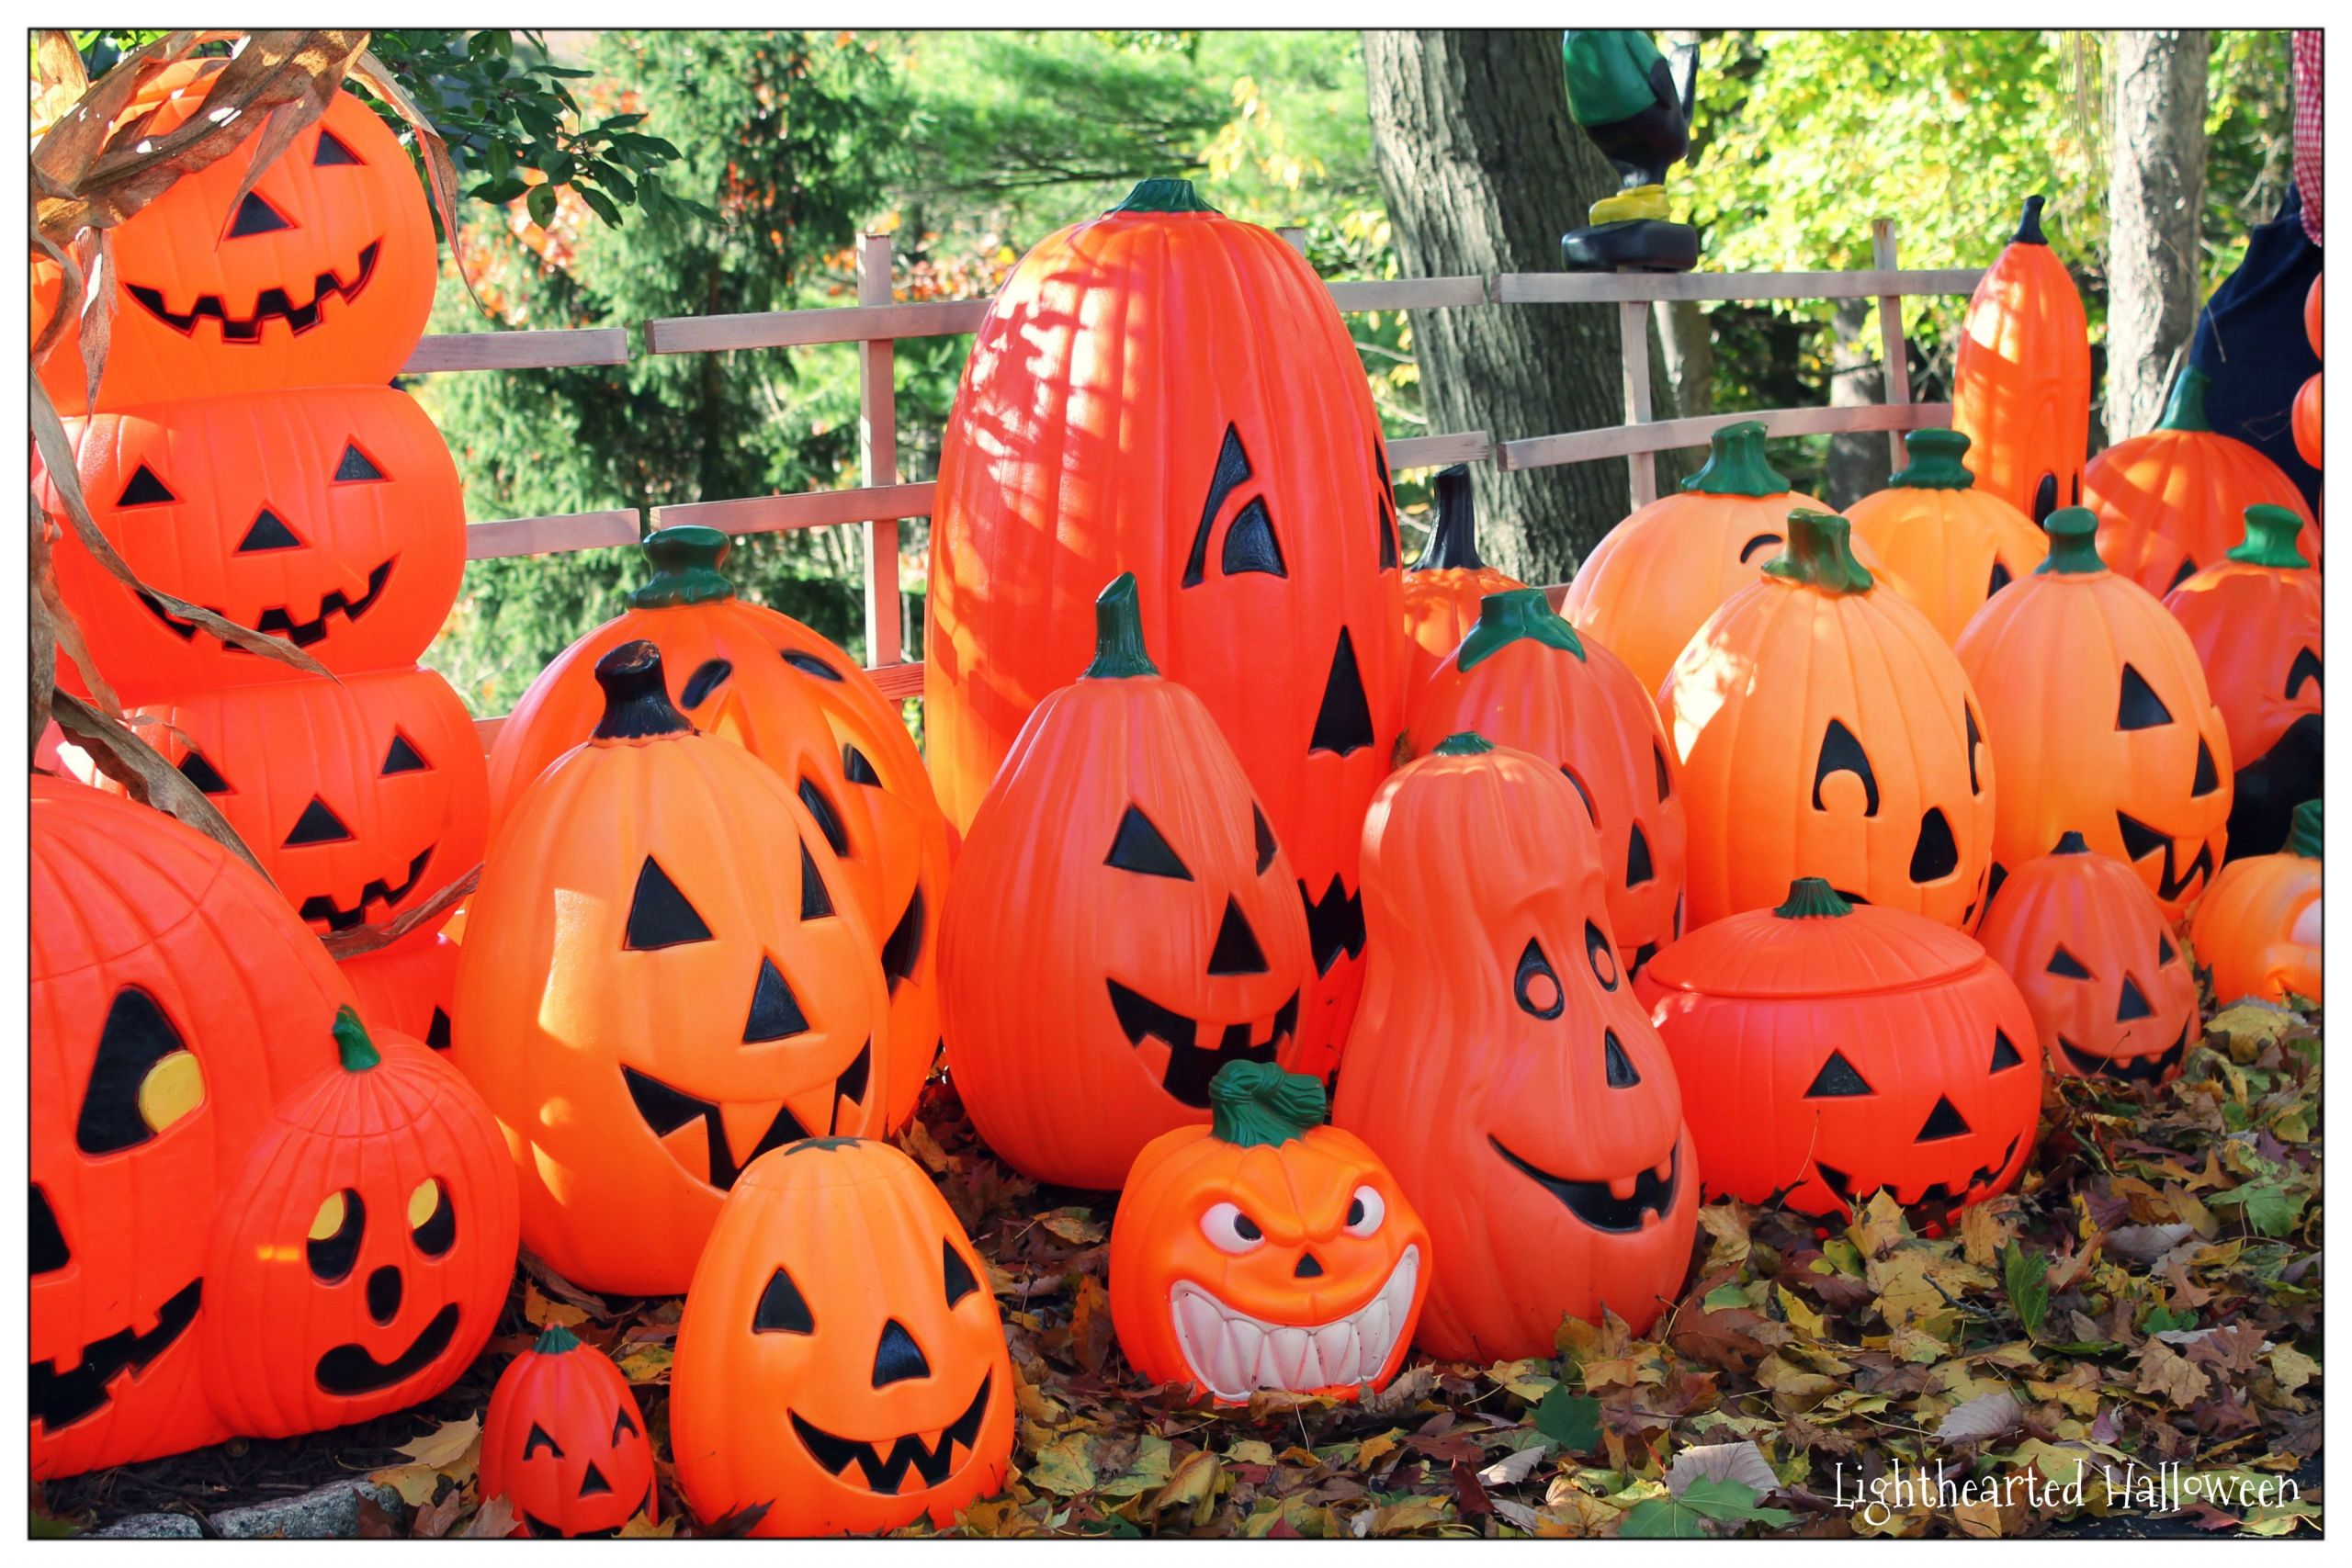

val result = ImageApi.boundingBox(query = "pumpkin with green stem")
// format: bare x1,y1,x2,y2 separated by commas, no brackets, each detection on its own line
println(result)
1400,464,1524,698
2190,800,2323,1007
480,1324,658,1538
1843,428,2048,645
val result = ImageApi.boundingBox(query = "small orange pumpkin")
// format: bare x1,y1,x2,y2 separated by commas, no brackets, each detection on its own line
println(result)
1400,464,1524,698
1974,833,2199,1084
2308,274,2324,357
1951,196,2091,523
338,933,460,1052
1843,428,2048,645
2294,373,2322,469
480,1325,659,1539
2190,800,2323,1006
1110,1061,1429,1402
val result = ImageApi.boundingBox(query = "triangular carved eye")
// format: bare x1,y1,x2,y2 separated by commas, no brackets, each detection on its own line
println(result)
1987,558,2013,597
1812,719,1880,816
2158,932,2177,965
314,127,363,165
1183,423,1256,588
117,465,176,507
798,777,849,857
798,841,834,920
2287,648,2322,700
2116,664,2174,729
1252,805,1277,874
752,1266,815,1334
843,744,882,785
178,750,230,794
380,733,427,774
1513,939,1563,1020
944,1239,980,1307
78,987,195,1155
1106,806,1190,880
1991,1030,2024,1071
625,858,713,949
524,1423,564,1461
612,1407,639,1443
237,509,301,552
226,190,293,238
1222,498,1287,578
1804,1051,1873,1099
742,956,810,1043
333,442,384,482
2047,945,2091,979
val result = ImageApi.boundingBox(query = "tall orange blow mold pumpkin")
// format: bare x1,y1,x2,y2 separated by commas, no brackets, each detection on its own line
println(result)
338,932,461,1052
1400,464,1525,699
1657,512,1996,931
487,526,947,1131
108,665,488,944
1955,509,2232,921
30,778,351,1480
940,575,1314,1191
1974,833,2199,1084
1408,588,1687,976
1332,734,1697,1359
2086,367,2320,595
671,1137,1015,1537
2164,505,2323,864
451,641,889,1297
1842,428,2049,645
1559,421,1829,694
32,60,437,413
926,178,1403,1078
200,1008,518,1438
1110,1061,1430,1403
2191,800,2323,1007
1634,878,2040,1224
480,1325,659,1538
1951,195,2091,523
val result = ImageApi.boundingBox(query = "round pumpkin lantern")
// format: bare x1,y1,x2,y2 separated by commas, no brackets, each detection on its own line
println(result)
488,526,946,1129
2309,274,2324,355
32,61,437,412
670,1138,1015,1538
941,575,1314,1190
2085,367,2319,595
1110,1061,1430,1402
1332,735,1697,1359
2164,505,2323,864
1635,878,2041,1223
451,642,888,1297
109,664,488,942
2191,800,2323,1007
1657,511,1996,931
37,387,466,702
1974,833,2198,1084
2294,374,2322,469
928,177,1404,1079
339,932,461,1052
1843,428,2048,645
1951,195,2091,523
201,1008,518,1438
1559,420,1829,694
1408,588,1687,976
1400,464,1525,698
30,779,351,1479
481,1325,658,1539
1956,509,2232,920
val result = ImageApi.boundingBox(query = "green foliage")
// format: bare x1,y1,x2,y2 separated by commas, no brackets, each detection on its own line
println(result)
2002,1243,2051,1337
1532,1387,1601,1451
1619,1478,1795,1538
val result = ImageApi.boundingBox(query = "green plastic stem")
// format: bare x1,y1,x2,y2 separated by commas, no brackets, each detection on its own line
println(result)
534,1324,582,1355
333,1005,381,1072
628,526,737,609
2036,508,2107,575
2155,367,2215,434
1083,573,1159,679
1207,1061,1325,1147
1762,512,1875,594
2226,505,2312,570
1457,587,1584,671
2289,801,2322,860
1773,878,1854,919
1430,731,1496,757
1106,177,1219,215
1411,465,1486,571
1679,420,1791,498
1887,429,1979,491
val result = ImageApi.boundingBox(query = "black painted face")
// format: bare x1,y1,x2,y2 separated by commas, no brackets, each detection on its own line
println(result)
307,1177,463,1397
1792,1030,2032,1224
2045,923,2195,1082
1809,701,1988,918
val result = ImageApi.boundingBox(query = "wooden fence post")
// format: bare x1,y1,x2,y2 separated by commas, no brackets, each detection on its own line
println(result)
857,231,905,670
1618,299,1657,508
1871,220,1913,473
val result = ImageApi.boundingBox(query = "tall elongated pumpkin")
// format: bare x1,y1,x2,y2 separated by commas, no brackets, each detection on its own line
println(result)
1400,465,1523,698
1842,428,2047,645
2190,801,2322,1007
928,178,1403,1077
1951,196,2091,523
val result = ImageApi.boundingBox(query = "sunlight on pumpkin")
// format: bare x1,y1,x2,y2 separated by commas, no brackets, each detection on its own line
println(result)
138,1051,206,1134
2290,897,2321,948
1668,641,1756,763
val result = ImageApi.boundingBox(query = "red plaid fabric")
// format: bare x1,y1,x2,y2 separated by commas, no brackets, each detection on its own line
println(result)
2294,29,2321,245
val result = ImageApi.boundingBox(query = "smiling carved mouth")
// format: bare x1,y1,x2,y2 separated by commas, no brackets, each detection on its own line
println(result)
1170,1245,1419,1401
298,844,434,932
2061,1021,2189,1084
30,1277,202,1433
1490,1137,1681,1233
1107,981,1300,1108
139,558,396,649
1815,1134,2022,1219
623,1040,872,1191
314,1302,459,1397
128,240,382,341
790,1371,992,1495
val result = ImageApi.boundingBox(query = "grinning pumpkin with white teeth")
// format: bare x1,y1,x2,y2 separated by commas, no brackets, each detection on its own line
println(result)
1110,1062,1429,1402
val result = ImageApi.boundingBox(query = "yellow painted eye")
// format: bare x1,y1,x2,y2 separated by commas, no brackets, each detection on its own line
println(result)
408,1179,441,1230
138,1051,206,1136
310,1191,347,1242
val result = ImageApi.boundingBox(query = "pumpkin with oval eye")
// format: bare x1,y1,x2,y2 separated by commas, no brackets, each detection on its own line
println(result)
1950,196,2091,523
37,387,465,702
1843,428,2048,645
1974,833,2198,1084
338,932,461,1052
2191,801,2323,1007
481,1325,658,1539
1957,510,2232,920
452,642,888,1297
1333,734,1696,1359
671,1137,1015,1537
1560,421,1830,693
941,575,1314,1190
1635,878,2041,1224
2164,505,2322,865
1408,588,1686,976
1400,465,1525,698
1658,512,1996,931
1111,1061,1430,1402
30,779,350,1479
32,61,437,412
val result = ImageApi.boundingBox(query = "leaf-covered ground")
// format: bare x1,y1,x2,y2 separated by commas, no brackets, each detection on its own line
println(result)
38,998,2322,1540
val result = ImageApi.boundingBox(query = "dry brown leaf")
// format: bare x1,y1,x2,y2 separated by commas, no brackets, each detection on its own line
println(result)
457,1495,516,1540
1664,1438,1781,1497
393,1416,481,1471
51,692,274,878
319,865,481,960
1936,1390,2025,1446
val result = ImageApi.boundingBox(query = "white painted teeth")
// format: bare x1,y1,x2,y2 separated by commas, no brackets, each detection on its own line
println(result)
1168,1246,1419,1400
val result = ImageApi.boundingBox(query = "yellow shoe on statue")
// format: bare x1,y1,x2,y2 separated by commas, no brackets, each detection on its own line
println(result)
1589,183,1669,225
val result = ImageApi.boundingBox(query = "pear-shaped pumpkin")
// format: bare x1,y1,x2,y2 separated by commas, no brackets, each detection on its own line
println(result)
1950,196,2090,523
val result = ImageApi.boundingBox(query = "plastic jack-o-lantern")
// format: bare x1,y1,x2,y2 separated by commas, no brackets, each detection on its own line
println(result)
452,642,888,1297
31,779,350,1479
39,387,465,702
2191,801,2323,1008
1400,464,1525,698
487,526,947,1132
942,576,1314,1190
1408,588,1687,976
1659,511,1996,931
1560,420,1829,694
1975,833,2199,1084
671,1138,1016,1537
1951,196,2091,523
1843,428,2048,646
1956,510,2232,920
338,932,461,1052
1333,735,1697,1359
2165,506,2323,865
481,1325,658,1539
929,178,1405,1078
1637,878,2041,1224
1111,1061,1430,1402
32,61,437,412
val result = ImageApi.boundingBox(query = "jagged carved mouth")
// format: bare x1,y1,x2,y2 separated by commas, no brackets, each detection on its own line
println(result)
1169,1246,1419,1400
2061,1021,2188,1084
1490,1137,1681,1234
129,240,382,341
315,1302,459,1397
523,1486,654,1540
299,845,434,932
1106,980,1299,1108
622,1041,872,1191
789,1371,992,1495
1815,1134,2021,1218
139,558,395,649
2117,810,2215,903
29,1277,202,1433
1300,875,1366,976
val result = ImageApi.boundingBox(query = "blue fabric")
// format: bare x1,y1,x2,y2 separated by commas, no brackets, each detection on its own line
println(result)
2188,183,2322,512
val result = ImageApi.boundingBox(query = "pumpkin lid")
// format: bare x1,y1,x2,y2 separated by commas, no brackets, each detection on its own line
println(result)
592,640,695,739
2036,509,2107,576
2227,505,2311,570
629,525,736,608
1411,465,1486,571
332,1004,382,1072
1083,572,1159,679
2010,194,2050,246
1641,878,1991,999
1680,421,1791,498
1207,1061,1326,1149
2290,800,2322,860
1107,177,1220,215
2154,366,2215,434
1887,429,1978,491
1456,587,1583,671
1762,512,1874,595
533,1323,583,1355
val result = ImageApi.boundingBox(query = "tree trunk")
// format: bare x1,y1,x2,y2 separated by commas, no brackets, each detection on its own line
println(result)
1655,298,1712,420
2105,30,2210,445
1364,28,1684,586
1823,296,1891,506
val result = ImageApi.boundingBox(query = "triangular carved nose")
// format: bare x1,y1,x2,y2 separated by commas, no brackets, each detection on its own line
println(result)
1207,897,1268,976
1917,1096,1971,1142
285,795,352,845
227,190,293,239
1308,628,1375,756
872,1318,931,1388
237,507,301,552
